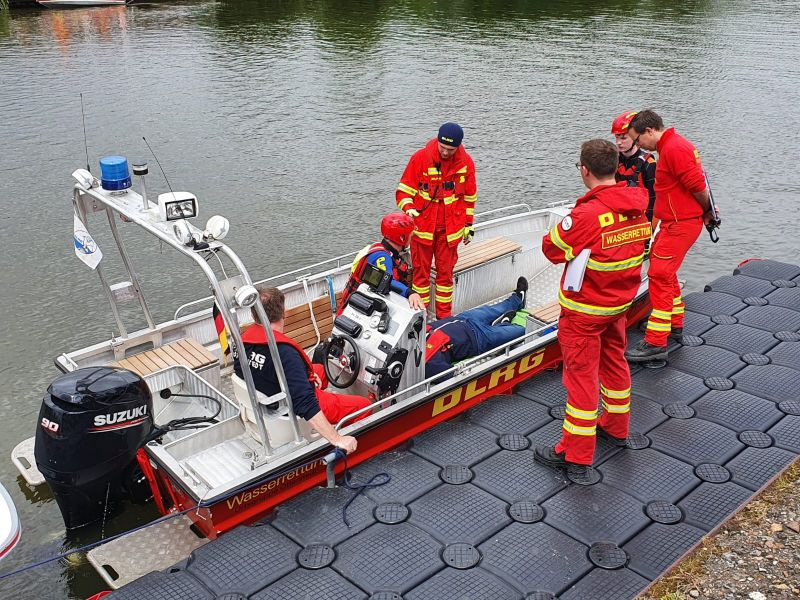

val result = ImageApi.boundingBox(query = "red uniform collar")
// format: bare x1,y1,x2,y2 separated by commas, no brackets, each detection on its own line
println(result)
656,127,676,153
424,138,465,170
241,324,291,346
575,181,626,206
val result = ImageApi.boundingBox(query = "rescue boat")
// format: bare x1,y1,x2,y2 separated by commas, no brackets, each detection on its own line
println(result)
11,157,651,588
0,481,20,562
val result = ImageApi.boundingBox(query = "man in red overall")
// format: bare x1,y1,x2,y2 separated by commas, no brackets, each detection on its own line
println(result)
624,110,718,362
534,139,651,476
234,286,370,454
396,122,477,318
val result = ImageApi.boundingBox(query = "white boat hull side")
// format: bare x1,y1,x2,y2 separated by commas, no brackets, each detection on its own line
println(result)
0,482,20,561
37,0,129,7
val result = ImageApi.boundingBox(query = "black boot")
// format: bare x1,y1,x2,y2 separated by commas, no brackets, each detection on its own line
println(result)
668,327,684,344
625,340,668,362
515,277,528,308
533,445,589,477
597,427,628,448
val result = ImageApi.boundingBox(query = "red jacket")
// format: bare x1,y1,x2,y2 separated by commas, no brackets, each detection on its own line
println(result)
542,182,651,317
396,139,477,246
654,128,707,221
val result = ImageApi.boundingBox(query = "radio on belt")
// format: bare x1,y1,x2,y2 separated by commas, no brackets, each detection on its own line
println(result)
320,264,425,401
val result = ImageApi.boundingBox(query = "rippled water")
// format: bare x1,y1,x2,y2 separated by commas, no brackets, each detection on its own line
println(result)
1,0,799,597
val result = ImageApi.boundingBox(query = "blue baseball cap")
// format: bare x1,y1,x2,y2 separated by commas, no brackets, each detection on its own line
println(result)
437,122,463,147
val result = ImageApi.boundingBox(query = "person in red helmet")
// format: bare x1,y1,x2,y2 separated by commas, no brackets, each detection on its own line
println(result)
624,110,719,362
338,212,426,314
396,122,477,319
612,111,657,224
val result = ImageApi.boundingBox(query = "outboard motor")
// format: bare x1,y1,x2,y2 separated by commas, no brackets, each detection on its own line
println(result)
34,366,153,530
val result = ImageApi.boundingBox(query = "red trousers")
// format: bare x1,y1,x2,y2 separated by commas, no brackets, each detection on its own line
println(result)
411,227,459,319
311,364,370,425
644,218,703,346
555,309,632,465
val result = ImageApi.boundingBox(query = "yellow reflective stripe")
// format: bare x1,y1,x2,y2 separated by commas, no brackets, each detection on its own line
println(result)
600,385,630,399
558,290,631,316
565,403,598,421
672,306,685,314
466,207,474,216
673,296,683,305
443,195,457,205
549,227,575,261
427,167,440,175
456,166,468,174
412,284,431,294
419,190,431,201
650,308,673,320
413,230,434,240
464,194,477,203
447,228,465,243
563,421,596,436
350,244,372,273
397,182,417,196
435,294,453,303
646,320,672,331
586,253,645,272
398,198,415,210
436,284,454,292
601,400,631,414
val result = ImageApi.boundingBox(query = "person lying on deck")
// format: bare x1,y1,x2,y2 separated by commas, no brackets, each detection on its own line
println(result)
234,285,370,454
425,277,529,380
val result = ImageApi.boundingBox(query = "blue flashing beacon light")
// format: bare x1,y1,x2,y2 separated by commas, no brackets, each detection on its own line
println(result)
99,156,132,191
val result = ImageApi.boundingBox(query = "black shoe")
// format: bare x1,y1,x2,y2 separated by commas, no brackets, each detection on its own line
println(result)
625,339,668,363
535,445,591,477
492,309,517,326
668,327,684,343
597,427,627,448
514,277,528,308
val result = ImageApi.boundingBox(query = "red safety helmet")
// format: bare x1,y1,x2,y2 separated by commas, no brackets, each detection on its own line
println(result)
381,212,415,247
611,111,638,135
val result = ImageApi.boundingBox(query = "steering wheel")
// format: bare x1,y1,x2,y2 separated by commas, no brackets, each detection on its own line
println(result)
323,334,361,389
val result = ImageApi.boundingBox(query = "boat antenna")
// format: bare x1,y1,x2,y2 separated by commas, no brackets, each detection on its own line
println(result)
80,93,90,172
142,136,176,198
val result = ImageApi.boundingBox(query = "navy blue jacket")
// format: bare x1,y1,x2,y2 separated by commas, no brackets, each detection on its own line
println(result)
424,318,479,379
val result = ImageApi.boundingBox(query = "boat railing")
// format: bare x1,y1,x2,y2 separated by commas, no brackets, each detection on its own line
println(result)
334,319,558,430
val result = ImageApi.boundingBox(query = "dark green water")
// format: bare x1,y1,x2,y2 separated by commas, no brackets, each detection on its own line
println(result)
0,0,798,597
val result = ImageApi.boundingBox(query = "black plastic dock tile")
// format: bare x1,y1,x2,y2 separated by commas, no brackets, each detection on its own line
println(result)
465,393,551,435
630,367,708,405
691,390,784,431
251,568,367,600
647,417,745,466
704,274,776,299
106,571,213,599
769,415,800,452
735,305,800,333
666,345,744,379
542,483,649,545
410,419,499,467
514,369,567,406
629,394,669,433
352,451,441,504
559,567,648,600
734,259,800,281
472,449,567,503
682,291,746,317
682,311,716,336
765,286,800,311
406,567,522,600
186,523,299,596
478,522,592,595
407,483,511,545
272,484,375,546
732,364,800,403
598,448,698,503
701,323,780,355
727,446,798,491
527,419,622,465
334,523,442,594
767,341,800,370
679,482,753,531
624,523,705,580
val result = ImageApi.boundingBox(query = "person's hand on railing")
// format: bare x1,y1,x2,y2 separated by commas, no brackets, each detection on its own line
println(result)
334,434,358,454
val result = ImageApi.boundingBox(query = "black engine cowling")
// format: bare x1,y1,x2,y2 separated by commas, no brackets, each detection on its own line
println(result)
34,366,153,530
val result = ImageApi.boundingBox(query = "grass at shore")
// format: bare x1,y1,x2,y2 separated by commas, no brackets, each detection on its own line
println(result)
641,459,800,600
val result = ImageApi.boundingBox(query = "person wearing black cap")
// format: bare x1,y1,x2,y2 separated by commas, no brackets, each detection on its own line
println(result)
395,122,478,319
